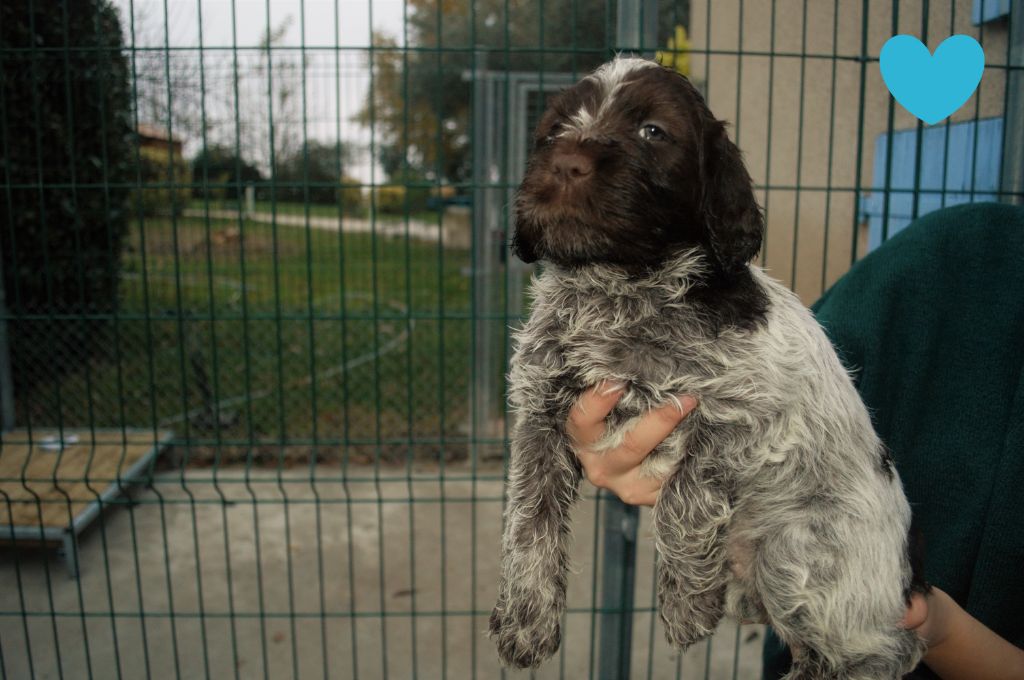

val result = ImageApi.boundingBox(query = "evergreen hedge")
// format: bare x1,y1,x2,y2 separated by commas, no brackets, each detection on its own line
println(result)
0,0,132,404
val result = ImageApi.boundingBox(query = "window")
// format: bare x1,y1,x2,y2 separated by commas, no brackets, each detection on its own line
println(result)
972,0,1011,24
860,117,1005,252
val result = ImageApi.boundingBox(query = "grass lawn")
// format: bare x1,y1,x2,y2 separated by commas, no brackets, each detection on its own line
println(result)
19,212,514,464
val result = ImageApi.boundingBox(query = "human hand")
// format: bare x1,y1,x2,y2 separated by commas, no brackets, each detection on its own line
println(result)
902,588,957,656
902,588,954,651
566,381,697,506
901,587,1024,680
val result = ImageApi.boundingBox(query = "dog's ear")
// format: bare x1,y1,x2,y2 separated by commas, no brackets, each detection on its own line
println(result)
700,121,764,274
510,223,540,263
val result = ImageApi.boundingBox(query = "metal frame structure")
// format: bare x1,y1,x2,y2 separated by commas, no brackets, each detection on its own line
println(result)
0,430,172,577
467,68,577,462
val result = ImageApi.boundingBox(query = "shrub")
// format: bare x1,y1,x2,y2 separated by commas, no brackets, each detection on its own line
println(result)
272,141,363,210
191,145,264,202
373,184,432,215
132,145,192,216
0,0,133,408
339,176,367,215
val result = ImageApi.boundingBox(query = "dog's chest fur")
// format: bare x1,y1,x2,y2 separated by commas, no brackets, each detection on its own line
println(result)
510,250,890,487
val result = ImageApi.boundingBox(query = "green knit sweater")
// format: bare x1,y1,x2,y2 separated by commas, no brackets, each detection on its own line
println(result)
763,202,1024,678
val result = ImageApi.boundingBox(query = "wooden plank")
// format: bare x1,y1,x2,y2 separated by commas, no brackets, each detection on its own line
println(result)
0,430,169,531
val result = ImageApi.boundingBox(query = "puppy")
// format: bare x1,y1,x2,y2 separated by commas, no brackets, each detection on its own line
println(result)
489,57,928,679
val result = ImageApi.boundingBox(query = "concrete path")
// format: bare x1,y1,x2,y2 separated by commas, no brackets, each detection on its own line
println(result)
184,208,443,242
0,463,765,679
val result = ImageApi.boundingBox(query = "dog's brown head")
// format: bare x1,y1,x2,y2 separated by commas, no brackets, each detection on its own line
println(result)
512,57,763,277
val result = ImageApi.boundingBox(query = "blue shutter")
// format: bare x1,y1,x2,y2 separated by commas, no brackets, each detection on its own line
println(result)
860,117,1005,252
972,0,1011,24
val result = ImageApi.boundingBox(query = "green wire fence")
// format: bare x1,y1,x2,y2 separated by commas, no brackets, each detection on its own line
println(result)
0,0,1020,678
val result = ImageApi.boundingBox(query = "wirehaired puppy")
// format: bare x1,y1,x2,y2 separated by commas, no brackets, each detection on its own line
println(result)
489,57,928,679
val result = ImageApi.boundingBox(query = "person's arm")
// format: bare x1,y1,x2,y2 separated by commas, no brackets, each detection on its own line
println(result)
903,587,1024,680
565,380,696,505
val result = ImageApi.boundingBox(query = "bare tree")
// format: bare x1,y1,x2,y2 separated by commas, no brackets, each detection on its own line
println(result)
124,2,203,146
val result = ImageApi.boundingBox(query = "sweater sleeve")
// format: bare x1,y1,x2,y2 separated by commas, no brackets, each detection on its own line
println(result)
763,202,1024,679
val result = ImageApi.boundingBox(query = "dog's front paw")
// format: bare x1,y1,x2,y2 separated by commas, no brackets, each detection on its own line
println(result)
659,611,712,650
658,581,723,650
488,596,562,668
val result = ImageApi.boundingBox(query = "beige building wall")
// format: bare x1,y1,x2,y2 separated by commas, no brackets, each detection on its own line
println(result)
688,0,1010,302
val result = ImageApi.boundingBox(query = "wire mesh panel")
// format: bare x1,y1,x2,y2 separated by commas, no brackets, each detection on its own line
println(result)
0,0,1019,678
689,0,1020,303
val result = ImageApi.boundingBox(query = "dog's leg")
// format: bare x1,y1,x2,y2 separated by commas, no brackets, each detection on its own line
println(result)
653,439,733,649
781,649,833,680
489,417,582,668
781,635,923,680
756,522,927,680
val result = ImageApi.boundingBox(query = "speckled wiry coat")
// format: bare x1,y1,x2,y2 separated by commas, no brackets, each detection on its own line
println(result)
489,57,927,679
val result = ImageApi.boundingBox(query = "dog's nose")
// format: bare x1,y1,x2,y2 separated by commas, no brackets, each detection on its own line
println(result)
550,151,594,181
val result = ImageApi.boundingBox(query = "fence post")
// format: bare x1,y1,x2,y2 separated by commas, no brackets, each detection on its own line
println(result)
598,492,640,679
1002,0,1024,205
616,0,659,54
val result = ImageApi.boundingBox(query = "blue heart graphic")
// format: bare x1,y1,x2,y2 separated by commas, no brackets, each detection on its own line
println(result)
880,34,985,125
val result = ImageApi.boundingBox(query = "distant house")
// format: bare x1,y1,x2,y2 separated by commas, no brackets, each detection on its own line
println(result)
136,123,184,157
135,123,190,216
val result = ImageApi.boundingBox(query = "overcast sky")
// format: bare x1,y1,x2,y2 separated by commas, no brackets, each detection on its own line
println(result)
113,0,406,49
112,0,411,182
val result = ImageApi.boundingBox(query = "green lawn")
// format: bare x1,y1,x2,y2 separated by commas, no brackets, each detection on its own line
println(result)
21,213,507,463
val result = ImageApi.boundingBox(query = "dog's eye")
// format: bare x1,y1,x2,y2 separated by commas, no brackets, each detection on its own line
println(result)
537,121,564,148
639,124,666,141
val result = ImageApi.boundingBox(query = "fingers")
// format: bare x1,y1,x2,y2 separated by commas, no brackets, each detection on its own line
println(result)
901,592,929,630
610,469,664,507
568,384,698,508
616,395,698,467
567,380,625,446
